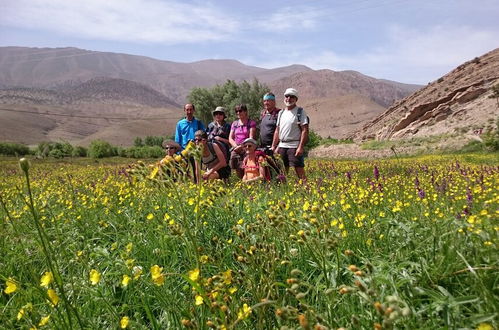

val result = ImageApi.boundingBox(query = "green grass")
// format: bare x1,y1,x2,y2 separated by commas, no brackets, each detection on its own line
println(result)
0,153,497,329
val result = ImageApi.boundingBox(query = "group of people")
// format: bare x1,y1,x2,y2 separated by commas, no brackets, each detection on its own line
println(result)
161,88,309,183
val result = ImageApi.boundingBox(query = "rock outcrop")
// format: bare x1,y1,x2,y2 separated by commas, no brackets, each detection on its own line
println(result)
351,48,499,141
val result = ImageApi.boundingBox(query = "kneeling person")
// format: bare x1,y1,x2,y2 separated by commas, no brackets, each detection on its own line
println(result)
194,130,231,181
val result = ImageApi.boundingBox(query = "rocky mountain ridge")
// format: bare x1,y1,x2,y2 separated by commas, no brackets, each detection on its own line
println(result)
352,48,499,141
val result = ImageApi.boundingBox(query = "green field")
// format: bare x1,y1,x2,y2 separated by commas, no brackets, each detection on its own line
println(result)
1,153,497,329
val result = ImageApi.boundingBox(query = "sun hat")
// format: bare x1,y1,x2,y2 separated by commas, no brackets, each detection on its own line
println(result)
212,106,226,116
162,140,181,150
242,138,257,146
284,88,298,99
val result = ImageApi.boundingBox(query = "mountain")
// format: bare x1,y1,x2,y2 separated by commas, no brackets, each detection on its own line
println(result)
351,48,499,141
0,46,422,145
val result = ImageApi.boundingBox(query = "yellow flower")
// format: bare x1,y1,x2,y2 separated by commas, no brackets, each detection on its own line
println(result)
477,323,493,330
89,269,101,285
17,303,32,320
146,213,154,220
237,303,252,320
4,277,18,294
150,265,165,286
188,268,200,282
229,287,238,294
121,275,131,287
120,316,130,329
40,271,53,288
199,255,209,264
39,315,50,327
222,270,232,285
195,294,204,305
149,166,159,179
47,289,59,306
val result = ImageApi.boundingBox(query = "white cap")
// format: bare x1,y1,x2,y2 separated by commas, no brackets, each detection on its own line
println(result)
284,88,298,98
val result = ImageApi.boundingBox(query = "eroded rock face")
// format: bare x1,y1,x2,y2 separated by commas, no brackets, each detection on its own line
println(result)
352,48,499,141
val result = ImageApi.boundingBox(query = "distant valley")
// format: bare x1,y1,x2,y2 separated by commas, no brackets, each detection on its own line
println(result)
0,45,465,146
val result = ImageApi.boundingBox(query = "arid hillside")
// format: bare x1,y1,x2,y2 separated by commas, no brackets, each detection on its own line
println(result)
351,48,499,142
0,46,422,145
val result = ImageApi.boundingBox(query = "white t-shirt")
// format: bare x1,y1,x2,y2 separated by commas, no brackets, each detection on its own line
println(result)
276,106,309,148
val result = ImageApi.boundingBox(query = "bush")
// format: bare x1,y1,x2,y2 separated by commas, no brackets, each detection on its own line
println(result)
88,140,116,158
0,142,31,156
36,141,74,158
72,146,87,157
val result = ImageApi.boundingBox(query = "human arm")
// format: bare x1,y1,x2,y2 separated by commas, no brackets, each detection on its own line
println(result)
295,124,309,157
203,143,227,179
271,125,280,153
249,120,257,140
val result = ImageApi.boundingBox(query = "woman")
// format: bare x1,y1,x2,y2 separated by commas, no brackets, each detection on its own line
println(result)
228,104,257,179
194,130,231,182
160,140,180,163
207,106,231,148
241,138,268,183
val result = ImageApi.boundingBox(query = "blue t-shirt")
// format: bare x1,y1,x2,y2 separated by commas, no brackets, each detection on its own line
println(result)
175,118,205,149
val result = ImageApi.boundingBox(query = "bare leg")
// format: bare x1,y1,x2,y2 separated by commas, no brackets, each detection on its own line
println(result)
294,167,306,180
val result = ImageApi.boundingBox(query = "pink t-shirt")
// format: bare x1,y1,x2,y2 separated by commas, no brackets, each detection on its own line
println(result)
231,120,256,145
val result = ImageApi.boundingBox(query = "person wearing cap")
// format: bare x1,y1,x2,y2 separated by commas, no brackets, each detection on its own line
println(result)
241,138,267,183
207,106,231,153
259,92,281,152
174,103,205,150
229,104,257,179
272,88,309,180
161,140,181,158
193,130,231,182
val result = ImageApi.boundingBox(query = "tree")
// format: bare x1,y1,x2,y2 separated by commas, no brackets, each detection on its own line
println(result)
187,79,270,124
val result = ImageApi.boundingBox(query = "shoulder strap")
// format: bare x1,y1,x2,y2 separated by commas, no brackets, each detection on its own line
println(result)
297,107,303,124
276,110,283,126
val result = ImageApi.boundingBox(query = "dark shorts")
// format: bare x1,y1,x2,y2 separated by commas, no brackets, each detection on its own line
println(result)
277,147,305,168
217,166,231,179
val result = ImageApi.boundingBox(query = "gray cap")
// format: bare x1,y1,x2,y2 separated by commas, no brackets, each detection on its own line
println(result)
242,138,257,146
212,106,226,116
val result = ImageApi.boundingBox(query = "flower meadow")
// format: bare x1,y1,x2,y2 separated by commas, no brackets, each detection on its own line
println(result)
0,152,497,329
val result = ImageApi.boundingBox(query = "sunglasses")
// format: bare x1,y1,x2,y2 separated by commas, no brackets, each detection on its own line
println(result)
164,147,177,150
284,95,296,98
194,138,206,142
235,110,246,113
244,144,255,148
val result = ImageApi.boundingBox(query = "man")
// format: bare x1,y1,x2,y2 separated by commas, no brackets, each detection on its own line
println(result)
272,88,309,180
259,92,281,152
175,103,205,150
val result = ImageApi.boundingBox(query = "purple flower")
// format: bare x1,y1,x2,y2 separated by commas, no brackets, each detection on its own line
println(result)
373,166,380,181
346,172,352,181
418,189,426,199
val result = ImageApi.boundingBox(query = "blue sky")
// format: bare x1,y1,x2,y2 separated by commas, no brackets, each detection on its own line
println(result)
0,0,498,84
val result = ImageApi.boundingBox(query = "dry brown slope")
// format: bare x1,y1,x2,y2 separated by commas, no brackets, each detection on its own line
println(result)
301,95,386,138
352,48,499,141
268,69,421,108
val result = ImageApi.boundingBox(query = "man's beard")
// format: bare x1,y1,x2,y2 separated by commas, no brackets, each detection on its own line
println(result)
284,101,296,107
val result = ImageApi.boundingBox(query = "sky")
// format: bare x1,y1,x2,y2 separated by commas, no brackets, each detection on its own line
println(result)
0,0,498,84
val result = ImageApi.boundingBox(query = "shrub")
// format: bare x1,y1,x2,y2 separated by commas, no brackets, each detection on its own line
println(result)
72,146,87,157
88,140,116,158
0,142,31,156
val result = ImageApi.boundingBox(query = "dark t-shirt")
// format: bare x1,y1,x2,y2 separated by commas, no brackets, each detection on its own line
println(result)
207,121,231,141
259,108,281,147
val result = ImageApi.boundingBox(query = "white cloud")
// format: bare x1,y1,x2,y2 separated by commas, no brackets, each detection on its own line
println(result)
0,0,238,44
252,6,321,32
252,24,499,84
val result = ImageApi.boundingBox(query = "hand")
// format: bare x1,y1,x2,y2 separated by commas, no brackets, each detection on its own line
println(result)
215,136,220,140
295,147,304,157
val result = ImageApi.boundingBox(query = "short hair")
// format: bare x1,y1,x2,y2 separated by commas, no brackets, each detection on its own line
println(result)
184,104,195,111
235,104,247,111
194,130,208,139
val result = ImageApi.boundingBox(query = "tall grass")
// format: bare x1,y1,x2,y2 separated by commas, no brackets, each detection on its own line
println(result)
0,153,497,329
